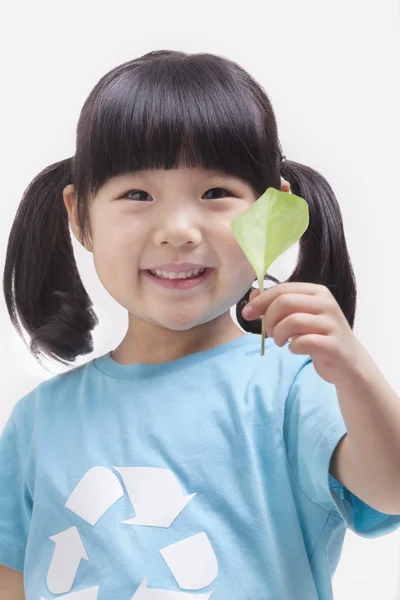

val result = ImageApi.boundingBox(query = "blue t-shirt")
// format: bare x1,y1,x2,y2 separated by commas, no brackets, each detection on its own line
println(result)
1,333,400,600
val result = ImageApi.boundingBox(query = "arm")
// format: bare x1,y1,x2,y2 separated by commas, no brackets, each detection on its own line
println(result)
0,565,25,600
244,282,400,515
330,342,400,514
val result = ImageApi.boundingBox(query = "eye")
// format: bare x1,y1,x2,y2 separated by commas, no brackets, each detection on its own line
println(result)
122,190,152,202
203,188,234,200
120,187,234,202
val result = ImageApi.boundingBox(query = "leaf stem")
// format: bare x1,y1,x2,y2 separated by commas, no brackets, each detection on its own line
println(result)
261,315,266,356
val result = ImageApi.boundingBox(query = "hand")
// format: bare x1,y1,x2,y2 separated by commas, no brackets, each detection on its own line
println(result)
242,282,366,385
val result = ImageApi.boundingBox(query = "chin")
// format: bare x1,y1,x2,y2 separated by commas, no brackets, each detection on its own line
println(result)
159,318,204,332
150,310,216,332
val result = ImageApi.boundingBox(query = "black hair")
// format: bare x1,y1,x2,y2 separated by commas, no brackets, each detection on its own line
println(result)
3,50,356,367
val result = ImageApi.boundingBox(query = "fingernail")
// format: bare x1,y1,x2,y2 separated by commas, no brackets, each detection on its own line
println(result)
242,305,253,318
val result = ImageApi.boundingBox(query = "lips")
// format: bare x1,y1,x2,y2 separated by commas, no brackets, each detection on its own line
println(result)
141,267,215,290
149,267,206,279
144,263,209,273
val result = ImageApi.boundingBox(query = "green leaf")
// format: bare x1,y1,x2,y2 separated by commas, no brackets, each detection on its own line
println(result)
231,187,309,354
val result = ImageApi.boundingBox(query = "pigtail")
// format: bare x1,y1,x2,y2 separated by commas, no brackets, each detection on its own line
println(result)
3,159,99,367
236,159,357,334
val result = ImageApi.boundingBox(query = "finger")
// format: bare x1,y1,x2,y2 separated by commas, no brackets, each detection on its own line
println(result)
249,289,261,301
272,313,332,347
244,282,321,319
244,291,322,323
288,333,337,356
264,294,324,332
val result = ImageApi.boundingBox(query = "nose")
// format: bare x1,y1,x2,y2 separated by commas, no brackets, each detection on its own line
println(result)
152,216,203,247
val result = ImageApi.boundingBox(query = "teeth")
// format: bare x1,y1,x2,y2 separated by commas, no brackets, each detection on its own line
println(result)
150,268,206,280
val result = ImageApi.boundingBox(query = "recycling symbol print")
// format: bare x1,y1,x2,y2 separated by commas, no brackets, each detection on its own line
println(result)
41,466,218,599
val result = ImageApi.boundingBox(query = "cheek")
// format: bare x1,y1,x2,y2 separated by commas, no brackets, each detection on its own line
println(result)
91,217,142,280
225,232,255,274
221,236,256,292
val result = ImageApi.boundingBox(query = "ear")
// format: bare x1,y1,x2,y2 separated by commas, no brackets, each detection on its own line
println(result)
280,177,291,193
63,184,93,252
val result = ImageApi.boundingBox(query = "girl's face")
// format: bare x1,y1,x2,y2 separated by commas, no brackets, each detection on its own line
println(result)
65,167,259,347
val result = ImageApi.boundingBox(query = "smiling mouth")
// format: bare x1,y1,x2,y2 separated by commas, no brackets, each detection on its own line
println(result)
141,267,215,290
148,267,206,280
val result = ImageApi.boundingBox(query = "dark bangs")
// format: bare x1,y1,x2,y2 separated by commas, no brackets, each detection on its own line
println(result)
72,50,281,209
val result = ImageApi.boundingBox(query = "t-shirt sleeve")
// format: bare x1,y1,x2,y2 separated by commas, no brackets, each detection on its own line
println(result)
283,356,400,538
0,405,34,571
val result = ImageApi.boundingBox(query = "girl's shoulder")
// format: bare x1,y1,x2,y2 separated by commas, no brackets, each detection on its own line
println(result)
10,356,95,427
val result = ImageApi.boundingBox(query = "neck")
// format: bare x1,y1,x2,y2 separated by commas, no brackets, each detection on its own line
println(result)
111,312,245,365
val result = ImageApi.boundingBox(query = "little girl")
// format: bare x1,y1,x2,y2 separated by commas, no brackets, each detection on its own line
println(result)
1,50,400,600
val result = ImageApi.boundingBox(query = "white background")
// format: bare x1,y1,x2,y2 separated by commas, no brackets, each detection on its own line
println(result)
1,0,399,598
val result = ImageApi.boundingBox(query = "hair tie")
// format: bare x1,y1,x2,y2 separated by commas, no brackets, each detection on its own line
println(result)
280,155,287,168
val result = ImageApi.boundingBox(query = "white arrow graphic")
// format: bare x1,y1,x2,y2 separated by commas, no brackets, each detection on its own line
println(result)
47,527,89,594
160,533,218,590
114,467,196,528
65,466,125,525
131,577,213,599
41,586,99,599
